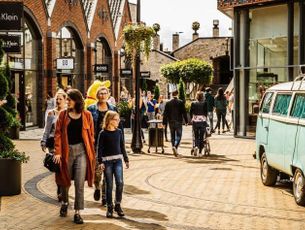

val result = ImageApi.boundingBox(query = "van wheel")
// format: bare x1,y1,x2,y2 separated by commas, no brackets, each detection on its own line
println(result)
260,152,278,186
293,169,305,206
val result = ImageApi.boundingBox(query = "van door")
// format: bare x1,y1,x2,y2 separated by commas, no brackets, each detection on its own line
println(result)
291,94,305,174
268,93,292,170
283,93,300,175
256,92,273,145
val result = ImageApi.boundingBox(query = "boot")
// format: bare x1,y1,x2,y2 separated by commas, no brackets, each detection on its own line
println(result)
106,205,113,218
114,203,125,217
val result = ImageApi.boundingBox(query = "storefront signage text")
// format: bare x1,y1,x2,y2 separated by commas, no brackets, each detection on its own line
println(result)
0,34,21,53
120,69,132,77
94,64,108,73
0,3,23,31
57,58,74,70
140,71,150,78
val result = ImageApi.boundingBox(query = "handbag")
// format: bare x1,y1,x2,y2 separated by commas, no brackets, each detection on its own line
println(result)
45,137,54,149
43,152,60,173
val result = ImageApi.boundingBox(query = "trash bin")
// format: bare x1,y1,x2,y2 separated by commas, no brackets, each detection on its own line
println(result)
147,119,164,154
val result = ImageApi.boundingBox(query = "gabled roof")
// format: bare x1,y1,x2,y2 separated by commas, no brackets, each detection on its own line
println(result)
108,0,125,39
172,36,232,54
152,49,180,61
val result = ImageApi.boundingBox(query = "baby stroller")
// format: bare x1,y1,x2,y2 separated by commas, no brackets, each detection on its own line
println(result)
191,124,211,157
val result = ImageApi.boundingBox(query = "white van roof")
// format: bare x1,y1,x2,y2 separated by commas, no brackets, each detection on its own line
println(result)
267,81,305,92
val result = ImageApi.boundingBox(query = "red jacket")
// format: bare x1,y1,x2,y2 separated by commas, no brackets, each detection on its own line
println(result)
54,110,95,187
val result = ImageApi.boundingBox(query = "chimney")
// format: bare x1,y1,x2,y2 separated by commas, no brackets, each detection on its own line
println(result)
172,33,180,51
153,34,160,50
160,43,163,51
213,19,219,37
192,33,199,41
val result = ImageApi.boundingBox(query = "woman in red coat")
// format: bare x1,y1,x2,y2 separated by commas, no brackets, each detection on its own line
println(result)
54,89,95,224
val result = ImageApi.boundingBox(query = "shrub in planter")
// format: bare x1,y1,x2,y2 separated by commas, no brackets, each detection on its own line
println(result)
0,39,29,196
117,100,132,128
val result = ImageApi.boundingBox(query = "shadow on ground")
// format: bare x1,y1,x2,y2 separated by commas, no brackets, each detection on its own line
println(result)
182,154,239,164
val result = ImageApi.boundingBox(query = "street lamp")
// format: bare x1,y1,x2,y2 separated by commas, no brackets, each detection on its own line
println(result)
131,0,143,153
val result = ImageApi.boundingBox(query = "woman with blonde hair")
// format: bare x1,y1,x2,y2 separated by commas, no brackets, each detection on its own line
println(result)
97,111,129,218
41,89,67,201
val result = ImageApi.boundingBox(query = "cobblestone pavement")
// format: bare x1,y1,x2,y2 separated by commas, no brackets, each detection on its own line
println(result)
1,127,305,229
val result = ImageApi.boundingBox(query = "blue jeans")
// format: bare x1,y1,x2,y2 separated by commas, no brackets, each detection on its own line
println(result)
169,121,183,148
104,159,124,207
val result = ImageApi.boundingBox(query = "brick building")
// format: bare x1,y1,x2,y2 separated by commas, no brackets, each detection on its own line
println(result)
0,0,132,130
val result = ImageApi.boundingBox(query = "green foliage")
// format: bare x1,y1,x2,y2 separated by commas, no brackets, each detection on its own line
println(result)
123,23,155,61
192,21,200,33
0,41,28,163
178,78,186,104
154,85,160,100
160,58,213,85
117,100,132,118
185,100,192,113
0,149,29,163
142,79,147,92
152,23,160,34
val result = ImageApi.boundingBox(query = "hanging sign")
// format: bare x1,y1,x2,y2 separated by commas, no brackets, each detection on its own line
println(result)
140,71,150,78
120,69,132,77
57,58,74,70
0,2,23,31
94,64,108,73
0,34,21,53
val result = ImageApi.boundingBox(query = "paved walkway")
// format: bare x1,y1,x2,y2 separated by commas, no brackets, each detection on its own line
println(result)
1,127,305,229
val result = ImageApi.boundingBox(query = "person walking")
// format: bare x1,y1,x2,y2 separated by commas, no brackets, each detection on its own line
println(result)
41,89,67,202
97,111,129,218
44,91,55,122
146,91,157,123
163,90,188,157
214,88,230,135
87,86,120,206
205,87,215,133
190,91,208,156
54,89,95,224
157,95,168,141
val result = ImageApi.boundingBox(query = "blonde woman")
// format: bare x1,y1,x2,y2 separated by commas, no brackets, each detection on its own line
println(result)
41,89,67,201
97,111,129,218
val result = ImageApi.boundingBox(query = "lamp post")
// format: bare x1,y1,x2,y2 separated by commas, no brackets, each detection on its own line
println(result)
131,0,143,153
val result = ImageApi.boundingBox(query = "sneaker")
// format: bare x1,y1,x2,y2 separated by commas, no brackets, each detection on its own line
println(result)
94,189,100,201
222,130,225,133
73,214,84,224
193,147,198,156
60,203,68,217
114,204,125,217
106,205,113,218
172,147,178,157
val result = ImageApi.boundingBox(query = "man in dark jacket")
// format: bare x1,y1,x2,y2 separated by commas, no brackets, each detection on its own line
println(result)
163,90,188,157
87,86,122,206
205,87,215,132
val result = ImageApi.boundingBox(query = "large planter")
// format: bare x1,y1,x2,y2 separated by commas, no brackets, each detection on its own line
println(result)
0,158,21,196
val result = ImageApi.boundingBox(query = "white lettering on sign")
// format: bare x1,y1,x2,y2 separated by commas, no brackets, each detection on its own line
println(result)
0,13,18,21
96,66,107,71
3,41,19,48
57,58,74,70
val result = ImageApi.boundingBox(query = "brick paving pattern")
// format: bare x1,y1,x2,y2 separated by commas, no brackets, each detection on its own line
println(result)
1,127,305,229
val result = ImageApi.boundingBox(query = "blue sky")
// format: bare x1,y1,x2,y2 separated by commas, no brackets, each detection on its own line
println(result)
128,0,232,51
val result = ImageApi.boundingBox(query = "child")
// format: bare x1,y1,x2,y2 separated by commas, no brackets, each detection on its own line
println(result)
97,111,129,218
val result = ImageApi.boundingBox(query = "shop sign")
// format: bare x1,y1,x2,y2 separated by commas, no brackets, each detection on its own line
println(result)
9,57,31,70
0,2,23,31
57,58,74,70
94,64,108,73
0,34,21,53
140,71,150,78
120,69,132,77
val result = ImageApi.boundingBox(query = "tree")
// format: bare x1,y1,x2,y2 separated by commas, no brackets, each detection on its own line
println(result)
178,78,186,104
0,39,28,162
154,84,160,100
160,58,213,93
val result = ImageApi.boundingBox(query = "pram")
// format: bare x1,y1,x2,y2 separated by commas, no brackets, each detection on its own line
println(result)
190,123,211,156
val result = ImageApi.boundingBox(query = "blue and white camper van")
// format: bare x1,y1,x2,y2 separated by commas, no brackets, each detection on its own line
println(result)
256,77,305,206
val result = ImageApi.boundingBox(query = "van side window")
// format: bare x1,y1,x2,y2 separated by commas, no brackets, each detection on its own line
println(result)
260,92,273,113
290,94,305,118
272,94,292,116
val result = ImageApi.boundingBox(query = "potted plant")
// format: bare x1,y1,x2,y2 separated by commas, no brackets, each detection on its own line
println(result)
117,100,132,128
192,21,200,34
0,40,29,196
123,23,155,62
